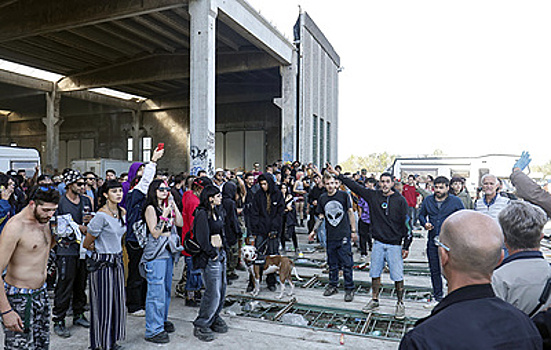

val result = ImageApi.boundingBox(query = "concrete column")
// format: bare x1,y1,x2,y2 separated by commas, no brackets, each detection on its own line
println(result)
131,109,142,161
280,50,298,162
189,0,217,176
42,89,62,170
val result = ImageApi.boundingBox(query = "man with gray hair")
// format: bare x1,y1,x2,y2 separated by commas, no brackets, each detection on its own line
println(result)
400,211,542,349
492,201,551,315
475,173,510,220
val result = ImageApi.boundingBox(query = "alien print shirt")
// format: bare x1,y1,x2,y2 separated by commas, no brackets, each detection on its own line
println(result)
316,190,352,241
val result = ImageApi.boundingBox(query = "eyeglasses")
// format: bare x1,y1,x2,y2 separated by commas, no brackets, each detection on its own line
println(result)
157,187,170,192
75,182,86,187
434,236,450,252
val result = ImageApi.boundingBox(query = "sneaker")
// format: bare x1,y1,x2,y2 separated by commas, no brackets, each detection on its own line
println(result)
128,309,146,317
423,300,439,310
228,273,239,281
145,330,170,344
344,290,354,302
323,285,339,297
360,255,368,262
54,320,71,338
395,302,406,320
210,317,228,333
362,299,379,313
194,326,216,342
246,283,254,293
164,320,175,333
73,314,90,328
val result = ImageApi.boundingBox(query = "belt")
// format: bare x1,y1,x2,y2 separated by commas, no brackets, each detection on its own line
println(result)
4,281,47,332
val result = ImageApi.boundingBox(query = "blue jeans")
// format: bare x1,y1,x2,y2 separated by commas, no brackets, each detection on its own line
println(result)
185,256,202,292
370,240,404,281
426,239,443,301
326,238,354,290
144,255,174,338
318,219,326,248
194,250,226,329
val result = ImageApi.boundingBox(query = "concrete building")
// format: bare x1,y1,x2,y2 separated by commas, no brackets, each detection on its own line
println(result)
0,0,340,175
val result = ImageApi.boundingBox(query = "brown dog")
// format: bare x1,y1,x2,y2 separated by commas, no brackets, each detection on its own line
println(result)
241,245,302,299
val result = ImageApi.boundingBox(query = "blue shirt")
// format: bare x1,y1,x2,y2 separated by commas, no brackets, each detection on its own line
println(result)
418,194,464,238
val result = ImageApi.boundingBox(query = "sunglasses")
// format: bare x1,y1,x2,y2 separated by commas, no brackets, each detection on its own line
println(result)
157,187,170,192
75,182,86,187
434,236,450,252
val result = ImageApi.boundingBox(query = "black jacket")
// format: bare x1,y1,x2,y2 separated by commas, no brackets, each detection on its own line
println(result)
400,284,542,349
339,175,411,249
250,175,283,236
192,206,225,269
222,181,241,246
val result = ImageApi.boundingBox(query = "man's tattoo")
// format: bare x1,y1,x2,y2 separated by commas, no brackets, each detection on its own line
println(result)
312,216,323,232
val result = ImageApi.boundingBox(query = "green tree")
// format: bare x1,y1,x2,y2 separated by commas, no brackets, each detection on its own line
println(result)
533,160,551,177
340,152,397,174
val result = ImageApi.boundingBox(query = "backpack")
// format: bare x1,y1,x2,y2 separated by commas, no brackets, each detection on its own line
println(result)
132,219,148,248
183,229,201,256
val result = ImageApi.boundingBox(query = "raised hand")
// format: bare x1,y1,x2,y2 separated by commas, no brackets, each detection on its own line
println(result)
513,151,531,171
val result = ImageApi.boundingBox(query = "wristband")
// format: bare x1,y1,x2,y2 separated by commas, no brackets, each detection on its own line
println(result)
159,216,169,222
1,308,13,316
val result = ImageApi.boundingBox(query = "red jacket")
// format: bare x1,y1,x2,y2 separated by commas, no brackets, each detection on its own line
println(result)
181,190,200,256
402,184,419,208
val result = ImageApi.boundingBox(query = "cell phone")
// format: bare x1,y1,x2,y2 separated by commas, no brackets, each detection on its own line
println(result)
157,143,164,151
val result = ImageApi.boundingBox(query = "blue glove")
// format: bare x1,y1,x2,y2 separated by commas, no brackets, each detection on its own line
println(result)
513,151,531,171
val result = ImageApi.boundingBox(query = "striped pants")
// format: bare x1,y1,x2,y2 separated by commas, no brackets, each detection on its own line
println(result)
89,253,126,350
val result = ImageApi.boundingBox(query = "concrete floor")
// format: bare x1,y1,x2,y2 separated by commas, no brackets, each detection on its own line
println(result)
10,223,547,350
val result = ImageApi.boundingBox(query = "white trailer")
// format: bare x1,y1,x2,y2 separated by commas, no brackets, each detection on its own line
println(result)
71,158,134,179
388,154,520,194
0,146,40,177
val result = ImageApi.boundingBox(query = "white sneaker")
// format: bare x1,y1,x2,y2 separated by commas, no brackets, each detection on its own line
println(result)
362,299,379,313
395,302,406,320
360,255,368,262
129,309,146,317
423,300,439,310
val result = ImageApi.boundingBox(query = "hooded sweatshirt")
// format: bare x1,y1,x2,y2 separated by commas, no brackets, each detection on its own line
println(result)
339,174,412,250
121,162,144,209
222,181,241,246
250,174,284,236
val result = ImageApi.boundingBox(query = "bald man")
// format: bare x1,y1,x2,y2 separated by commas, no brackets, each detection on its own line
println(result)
400,211,542,349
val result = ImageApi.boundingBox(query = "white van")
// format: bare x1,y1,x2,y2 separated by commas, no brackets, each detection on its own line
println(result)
0,146,41,177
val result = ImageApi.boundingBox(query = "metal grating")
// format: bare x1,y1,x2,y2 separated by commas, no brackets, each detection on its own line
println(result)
296,275,433,302
225,294,417,341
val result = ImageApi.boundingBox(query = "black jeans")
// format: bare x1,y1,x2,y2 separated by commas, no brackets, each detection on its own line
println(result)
253,234,277,288
125,241,147,313
358,220,372,255
53,255,87,322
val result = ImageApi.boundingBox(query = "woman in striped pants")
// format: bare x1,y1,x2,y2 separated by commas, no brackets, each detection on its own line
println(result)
83,180,127,350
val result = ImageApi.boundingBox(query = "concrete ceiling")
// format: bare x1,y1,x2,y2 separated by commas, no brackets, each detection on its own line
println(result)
0,0,288,103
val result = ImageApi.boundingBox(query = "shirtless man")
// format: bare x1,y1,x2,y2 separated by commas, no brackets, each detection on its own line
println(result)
0,187,60,350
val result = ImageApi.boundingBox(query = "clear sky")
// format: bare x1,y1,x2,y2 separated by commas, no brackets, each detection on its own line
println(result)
247,0,551,165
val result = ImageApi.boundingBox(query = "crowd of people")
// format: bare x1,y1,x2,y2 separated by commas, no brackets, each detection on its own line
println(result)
2,149,551,348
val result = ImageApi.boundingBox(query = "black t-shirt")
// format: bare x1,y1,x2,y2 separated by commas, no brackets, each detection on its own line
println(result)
316,190,352,241
56,194,92,256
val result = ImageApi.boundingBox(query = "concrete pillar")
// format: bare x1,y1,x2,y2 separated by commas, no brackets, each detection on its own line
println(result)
189,0,217,176
42,89,62,170
280,50,298,162
131,109,142,161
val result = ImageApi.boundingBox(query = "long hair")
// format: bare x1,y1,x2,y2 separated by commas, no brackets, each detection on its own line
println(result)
142,179,166,219
198,185,220,216
99,180,124,226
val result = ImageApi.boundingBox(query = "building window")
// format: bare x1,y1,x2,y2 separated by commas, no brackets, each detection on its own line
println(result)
326,121,331,164
320,118,325,166
127,137,133,162
312,115,318,165
142,137,152,162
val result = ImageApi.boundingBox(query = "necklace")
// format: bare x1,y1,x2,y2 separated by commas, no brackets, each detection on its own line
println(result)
107,205,118,218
